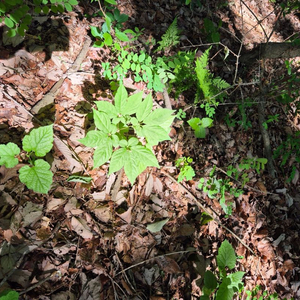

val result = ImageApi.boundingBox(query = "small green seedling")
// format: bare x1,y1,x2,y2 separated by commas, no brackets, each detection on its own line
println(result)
200,240,245,300
175,156,195,182
188,117,213,138
0,125,54,194
79,84,175,183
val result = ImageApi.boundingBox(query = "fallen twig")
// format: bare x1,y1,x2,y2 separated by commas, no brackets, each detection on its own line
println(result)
161,170,256,256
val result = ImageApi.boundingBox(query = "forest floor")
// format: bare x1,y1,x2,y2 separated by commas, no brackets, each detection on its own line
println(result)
0,0,300,299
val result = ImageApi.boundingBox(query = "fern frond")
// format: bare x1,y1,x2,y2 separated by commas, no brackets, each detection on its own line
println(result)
157,17,181,53
212,77,230,90
195,46,230,117
195,46,212,99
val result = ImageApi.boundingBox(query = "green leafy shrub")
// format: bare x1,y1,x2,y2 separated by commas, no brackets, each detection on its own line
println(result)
0,125,54,194
175,156,195,182
79,84,175,183
200,240,245,300
0,0,78,37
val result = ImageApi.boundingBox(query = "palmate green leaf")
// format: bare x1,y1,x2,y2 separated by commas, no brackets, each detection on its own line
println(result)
121,91,143,115
115,85,128,113
95,101,117,118
93,109,116,133
143,108,174,126
109,145,159,183
141,124,171,146
79,131,109,148
22,125,53,157
217,240,236,270
19,159,53,194
93,141,113,168
109,147,127,175
0,142,20,168
136,93,153,121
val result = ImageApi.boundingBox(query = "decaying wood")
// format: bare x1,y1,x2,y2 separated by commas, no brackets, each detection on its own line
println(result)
241,42,300,63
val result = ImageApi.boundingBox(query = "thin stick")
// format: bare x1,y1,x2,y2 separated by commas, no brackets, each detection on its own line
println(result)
115,249,197,276
161,170,256,256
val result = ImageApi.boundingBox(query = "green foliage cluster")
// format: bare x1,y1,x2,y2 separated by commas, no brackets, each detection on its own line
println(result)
188,117,213,138
274,132,300,182
245,285,294,300
195,46,230,118
0,0,78,37
90,7,133,48
225,99,254,130
102,50,166,92
0,289,19,300
203,18,221,43
79,85,175,183
199,157,267,215
0,125,54,194
200,240,245,300
155,17,181,53
175,156,195,182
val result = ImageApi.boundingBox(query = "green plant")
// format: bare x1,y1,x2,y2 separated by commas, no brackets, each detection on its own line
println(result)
101,50,166,91
198,166,243,215
175,156,195,182
0,0,78,37
0,289,19,300
203,18,221,43
224,98,255,130
0,125,54,194
167,50,196,96
274,132,300,182
199,157,267,214
90,7,131,48
262,114,279,129
176,109,186,120
188,117,213,138
196,47,230,118
245,285,294,300
155,17,181,53
200,240,245,300
79,84,175,183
